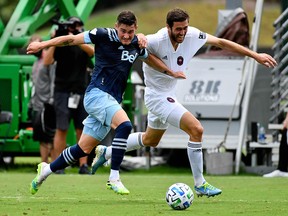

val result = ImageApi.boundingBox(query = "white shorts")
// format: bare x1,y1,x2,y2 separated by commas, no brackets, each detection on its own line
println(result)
145,91,188,130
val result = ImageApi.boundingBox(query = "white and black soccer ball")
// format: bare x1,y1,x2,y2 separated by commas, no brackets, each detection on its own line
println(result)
166,183,194,210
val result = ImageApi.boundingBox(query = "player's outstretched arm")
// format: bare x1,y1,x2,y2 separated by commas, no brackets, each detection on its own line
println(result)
143,53,186,79
27,33,85,54
206,34,277,68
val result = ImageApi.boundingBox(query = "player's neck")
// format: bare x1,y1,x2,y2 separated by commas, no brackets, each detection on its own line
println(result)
170,40,179,51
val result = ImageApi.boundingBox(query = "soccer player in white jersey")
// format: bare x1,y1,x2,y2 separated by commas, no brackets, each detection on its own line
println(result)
91,8,277,197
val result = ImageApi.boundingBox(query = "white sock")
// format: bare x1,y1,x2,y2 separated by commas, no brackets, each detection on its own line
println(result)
109,169,119,181
187,141,205,187
43,164,52,178
105,132,144,160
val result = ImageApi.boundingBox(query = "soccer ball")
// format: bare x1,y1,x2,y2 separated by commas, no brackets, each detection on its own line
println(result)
166,183,194,210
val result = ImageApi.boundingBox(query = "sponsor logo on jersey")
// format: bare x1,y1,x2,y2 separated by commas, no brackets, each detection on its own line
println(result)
167,97,175,103
121,50,139,63
199,32,206,39
177,56,184,66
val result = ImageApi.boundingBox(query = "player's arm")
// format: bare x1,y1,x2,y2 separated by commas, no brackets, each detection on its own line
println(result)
78,44,94,57
206,34,277,68
143,53,186,79
27,33,85,54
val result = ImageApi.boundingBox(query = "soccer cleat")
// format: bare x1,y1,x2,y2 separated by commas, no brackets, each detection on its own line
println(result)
30,162,48,195
263,170,288,177
194,182,222,198
91,145,107,174
106,180,130,195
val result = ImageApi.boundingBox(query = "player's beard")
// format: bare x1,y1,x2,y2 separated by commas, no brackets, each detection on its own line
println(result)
171,32,185,44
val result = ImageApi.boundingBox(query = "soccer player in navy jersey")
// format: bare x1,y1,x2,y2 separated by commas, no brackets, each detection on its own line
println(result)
27,10,176,195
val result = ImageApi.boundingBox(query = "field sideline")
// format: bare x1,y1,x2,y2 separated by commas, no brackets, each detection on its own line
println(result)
0,171,287,216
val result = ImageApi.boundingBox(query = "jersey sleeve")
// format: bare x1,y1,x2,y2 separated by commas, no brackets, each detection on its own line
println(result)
146,34,159,55
83,31,92,44
84,28,106,45
189,27,207,49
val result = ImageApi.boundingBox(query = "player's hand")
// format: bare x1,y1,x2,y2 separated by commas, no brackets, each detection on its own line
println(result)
171,71,186,79
136,33,147,48
26,42,42,54
256,53,277,68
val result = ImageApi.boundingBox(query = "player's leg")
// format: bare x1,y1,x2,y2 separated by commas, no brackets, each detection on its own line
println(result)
31,87,106,195
30,133,99,195
177,111,222,197
106,108,132,195
178,111,205,186
91,113,166,174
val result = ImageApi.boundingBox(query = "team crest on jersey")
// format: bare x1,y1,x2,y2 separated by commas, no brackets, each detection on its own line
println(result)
177,56,184,66
167,97,175,103
199,32,206,39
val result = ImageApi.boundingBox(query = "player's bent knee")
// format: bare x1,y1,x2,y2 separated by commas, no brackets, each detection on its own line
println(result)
196,125,204,135
187,124,204,139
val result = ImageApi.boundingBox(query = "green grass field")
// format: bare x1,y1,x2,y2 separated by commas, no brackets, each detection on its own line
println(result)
1,165,288,216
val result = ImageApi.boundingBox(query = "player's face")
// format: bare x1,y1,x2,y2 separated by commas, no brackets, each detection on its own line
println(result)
115,23,137,45
168,20,189,44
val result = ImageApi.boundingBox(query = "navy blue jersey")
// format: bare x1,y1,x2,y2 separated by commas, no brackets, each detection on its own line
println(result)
84,28,147,103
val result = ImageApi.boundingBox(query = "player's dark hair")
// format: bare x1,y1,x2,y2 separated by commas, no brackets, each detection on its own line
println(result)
117,10,137,26
166,8,189,28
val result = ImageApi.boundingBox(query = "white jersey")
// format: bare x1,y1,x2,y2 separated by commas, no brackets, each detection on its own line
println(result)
143,26,207,94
